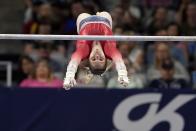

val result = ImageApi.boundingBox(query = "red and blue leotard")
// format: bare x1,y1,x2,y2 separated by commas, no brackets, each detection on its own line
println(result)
71,15,123,63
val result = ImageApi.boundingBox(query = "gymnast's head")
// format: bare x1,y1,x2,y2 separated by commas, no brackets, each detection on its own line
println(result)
89,41,107,75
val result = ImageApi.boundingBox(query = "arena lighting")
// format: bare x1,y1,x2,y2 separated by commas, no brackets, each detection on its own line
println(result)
0,34,196,41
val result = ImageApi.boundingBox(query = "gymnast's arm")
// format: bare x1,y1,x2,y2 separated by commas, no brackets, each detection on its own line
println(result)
104,42,126,71
63,41,90,89
104,41,129,86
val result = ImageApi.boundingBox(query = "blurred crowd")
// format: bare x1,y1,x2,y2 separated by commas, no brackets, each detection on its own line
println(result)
16,0,196,89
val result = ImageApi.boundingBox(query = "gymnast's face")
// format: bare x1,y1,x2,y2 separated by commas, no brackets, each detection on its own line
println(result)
89,41,106,69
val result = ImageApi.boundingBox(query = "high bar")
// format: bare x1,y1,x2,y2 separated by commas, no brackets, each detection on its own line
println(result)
0,34,196,41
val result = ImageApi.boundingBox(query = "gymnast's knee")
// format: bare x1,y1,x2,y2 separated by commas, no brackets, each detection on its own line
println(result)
76,13,91,33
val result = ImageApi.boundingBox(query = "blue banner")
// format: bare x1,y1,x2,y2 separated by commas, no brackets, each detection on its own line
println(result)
0,88,196,131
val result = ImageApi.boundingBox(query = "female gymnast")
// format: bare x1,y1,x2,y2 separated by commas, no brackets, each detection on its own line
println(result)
63,12,129,89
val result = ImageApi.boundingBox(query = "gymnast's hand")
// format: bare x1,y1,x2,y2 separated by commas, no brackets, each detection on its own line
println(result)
63,76,76,90
118,73,129,87
116,61,129,87
63,60,78,90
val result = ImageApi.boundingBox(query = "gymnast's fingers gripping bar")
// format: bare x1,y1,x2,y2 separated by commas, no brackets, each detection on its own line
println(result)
0,34,196,41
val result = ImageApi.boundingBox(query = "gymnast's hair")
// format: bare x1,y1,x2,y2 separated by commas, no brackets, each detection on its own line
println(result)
88,59,107,75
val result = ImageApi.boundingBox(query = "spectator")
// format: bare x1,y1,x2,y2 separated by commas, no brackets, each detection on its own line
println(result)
50,44,67,79
167,22,189,66
154,28,168,36
61,1,99,35
121,10,141,32
181,2,196,36
149,58,189,89
23,19,66,79
174,0,190,25
166,19,196,72
17,55,34,83
147,42,190,82
117,31,137,58
23,2,55,34
20,58,63,88
129,47,147,85
23,22,53,59
110,5,124,28
118,43,132,58
113,26,123,35
167,22,181,36
147,35,168,65
30,41,64,79
117,0,141,19
129,47,145,72
33,41,51,60
146,7,169,35
60,1,86,35
23,42,37,59
178,2,196,72
37,22,52,34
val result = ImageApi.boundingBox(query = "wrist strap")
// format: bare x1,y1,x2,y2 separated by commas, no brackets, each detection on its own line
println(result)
115,61,128,76
66,60,78,78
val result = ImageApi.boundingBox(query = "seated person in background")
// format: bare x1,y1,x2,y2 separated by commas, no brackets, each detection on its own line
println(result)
149,58,189,89
20,58,63,88
17,55,34,84
167,22,189,67
129,47,147,85
129,47,145,73
147,42,190,82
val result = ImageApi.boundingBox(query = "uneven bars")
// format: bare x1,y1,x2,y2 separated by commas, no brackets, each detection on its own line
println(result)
0,34,196,41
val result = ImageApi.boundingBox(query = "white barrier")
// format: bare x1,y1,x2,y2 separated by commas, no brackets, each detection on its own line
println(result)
0,61,12,87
